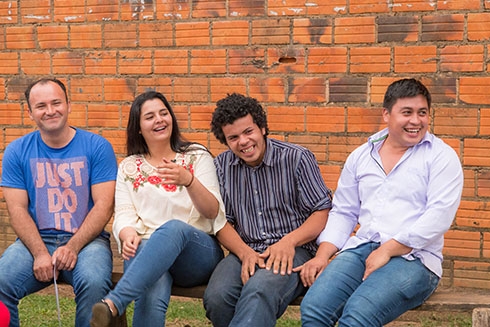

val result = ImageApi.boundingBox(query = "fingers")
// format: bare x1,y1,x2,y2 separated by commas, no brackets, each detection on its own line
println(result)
52,247,77,271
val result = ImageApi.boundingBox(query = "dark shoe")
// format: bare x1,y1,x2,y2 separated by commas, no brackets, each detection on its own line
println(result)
90,301,114,327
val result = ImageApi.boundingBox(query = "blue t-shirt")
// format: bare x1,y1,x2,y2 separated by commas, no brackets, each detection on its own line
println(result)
0,128,117,235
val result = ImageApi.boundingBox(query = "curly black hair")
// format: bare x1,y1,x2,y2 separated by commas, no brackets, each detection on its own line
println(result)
211,93,269,145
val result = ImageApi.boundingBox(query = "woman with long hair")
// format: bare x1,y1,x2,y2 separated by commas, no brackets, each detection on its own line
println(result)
90,91,226,327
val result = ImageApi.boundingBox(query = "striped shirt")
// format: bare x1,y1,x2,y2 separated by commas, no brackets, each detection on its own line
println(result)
215,138,333,254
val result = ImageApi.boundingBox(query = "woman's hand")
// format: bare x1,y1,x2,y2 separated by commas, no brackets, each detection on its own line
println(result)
119,227,141,261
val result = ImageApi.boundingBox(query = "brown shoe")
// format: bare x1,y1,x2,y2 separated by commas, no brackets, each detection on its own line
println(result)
90,301,114,327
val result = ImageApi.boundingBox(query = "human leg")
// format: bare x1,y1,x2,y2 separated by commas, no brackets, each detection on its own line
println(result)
229,247,311,327
128,223,223,327
203,254,244,327
301,243,376,327
0,240,52,327
101,220,223,324
337,256,439,327
61,235,113,327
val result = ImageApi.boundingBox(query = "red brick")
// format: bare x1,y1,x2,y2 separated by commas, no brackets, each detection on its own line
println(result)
350,47,390,73
306,106,345,133
377,15,418,42
421,15,464,42
54,0,85,23
189,105,214,130
478,170,490,198
85,51,117,75
438,0,480,10
68,103,88,128
334,17,376,44
463,139,490,166
119,50,152,75
468,13,490,41
101,130,126,156
53,51,83,74
86,0,119,22
176,22,210,46
104,23,137,48
0,103,22,125
462,169,476,198
229,48,266,74
37,25,69,49
174,77,209,103
190,49,227,74
308,47,347,73
71,25,102,49
350,0,389,13
392,0,436,12
460,77,490,105
229,0,265,16
0,1,17,24
456,200,490,229
154,50,188,75
304,1,347,15
103,78,137,102
252,19,289,45
136,78,173,99
249,77,286,103
328,136,366,163
6,26,35,49
440,45,484,72
139,23,173,47
210,78,247,102
433,107,478,136
288,134,328,162
212,21,249,46
444,230,481,258
70,78,103,102
293,18,333,45
347,107,384,133
268,47,305,74
268,106,305,132
319,164,342,191
20,0,51,23
120,1,154,21
155,1,190,20
370,77,399,104
88,103,120,128
288,77,325,103
0,52,18,75
394,46,437,73
192,0,226,18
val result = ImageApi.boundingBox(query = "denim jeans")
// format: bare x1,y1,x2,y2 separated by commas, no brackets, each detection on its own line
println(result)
203,247,312,327
0,234,112,327
106,220,224,327
301,242,440,327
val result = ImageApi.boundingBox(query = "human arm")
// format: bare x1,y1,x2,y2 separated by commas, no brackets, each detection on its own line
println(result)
294,241,339,287
259,209,330,276
158,157,219,219
52,180,115,271
3,187,54,282
216,222,264,284
363,239,411,280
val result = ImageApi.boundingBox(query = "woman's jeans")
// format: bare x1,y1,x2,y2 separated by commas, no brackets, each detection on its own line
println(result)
106,220,224,327
301,242,440,327
203,247,312,327
0,234,112,327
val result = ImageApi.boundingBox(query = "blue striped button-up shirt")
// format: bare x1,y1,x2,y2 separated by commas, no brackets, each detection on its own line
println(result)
215,138,333,254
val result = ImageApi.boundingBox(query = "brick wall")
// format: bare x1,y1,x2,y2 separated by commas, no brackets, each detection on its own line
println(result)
0,0,489,288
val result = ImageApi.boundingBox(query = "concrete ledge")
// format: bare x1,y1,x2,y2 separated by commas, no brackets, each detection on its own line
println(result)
473,308,490,327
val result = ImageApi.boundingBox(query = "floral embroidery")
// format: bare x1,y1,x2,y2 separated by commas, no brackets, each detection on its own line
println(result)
123,153,197,192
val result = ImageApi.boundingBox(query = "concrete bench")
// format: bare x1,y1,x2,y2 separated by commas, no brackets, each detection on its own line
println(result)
110,272,490,327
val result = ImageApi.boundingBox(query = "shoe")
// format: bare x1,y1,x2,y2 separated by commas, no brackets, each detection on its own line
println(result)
90,301,114,327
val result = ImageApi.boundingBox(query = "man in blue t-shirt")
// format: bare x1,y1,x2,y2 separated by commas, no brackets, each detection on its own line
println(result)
0,78,117,327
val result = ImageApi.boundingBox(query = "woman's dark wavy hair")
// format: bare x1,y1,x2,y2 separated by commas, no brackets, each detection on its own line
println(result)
126,91,199,156
211,93,269,145
25,78,68,112
383,78,431,113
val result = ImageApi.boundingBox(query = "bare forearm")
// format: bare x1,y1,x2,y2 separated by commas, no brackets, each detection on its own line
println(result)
10,210,49,258
186,176,219,219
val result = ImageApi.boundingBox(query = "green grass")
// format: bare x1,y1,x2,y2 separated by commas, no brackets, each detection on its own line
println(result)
18,292,471,327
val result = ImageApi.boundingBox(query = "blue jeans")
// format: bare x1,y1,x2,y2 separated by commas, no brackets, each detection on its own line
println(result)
301,242,440,327
106,220,224,327
0,234,112,327
203,247,312,327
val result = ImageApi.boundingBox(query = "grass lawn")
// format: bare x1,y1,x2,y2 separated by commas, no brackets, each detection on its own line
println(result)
17,289,472,327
